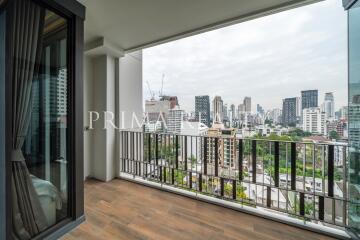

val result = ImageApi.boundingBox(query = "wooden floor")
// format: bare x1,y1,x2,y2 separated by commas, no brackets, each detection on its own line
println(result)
62,179,336,240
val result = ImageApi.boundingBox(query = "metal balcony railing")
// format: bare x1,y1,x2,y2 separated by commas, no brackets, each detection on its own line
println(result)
119,130,349,228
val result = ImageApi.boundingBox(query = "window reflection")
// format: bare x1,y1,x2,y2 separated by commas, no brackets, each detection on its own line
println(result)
22,9,69,230
0,8,5,237
348,1,360,232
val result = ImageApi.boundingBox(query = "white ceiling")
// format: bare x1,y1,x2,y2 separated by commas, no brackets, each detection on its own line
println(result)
79,0,321,52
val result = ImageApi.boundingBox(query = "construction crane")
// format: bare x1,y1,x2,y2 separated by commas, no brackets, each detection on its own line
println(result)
146,81,155,100
159,73,165,97
146,73,165,101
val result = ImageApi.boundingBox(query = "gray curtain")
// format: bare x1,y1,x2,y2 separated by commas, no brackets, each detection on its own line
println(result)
11,0,47,239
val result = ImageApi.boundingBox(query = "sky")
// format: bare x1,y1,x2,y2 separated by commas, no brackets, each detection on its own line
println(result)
143,0,347,113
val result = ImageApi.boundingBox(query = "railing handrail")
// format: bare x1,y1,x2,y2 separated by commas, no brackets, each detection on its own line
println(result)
119,129,349,229
118,129,349,147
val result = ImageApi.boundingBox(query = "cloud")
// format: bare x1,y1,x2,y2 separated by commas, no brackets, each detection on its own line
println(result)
143,0,347,112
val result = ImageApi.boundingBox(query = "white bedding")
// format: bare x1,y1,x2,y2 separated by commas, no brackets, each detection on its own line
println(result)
31,175,62,225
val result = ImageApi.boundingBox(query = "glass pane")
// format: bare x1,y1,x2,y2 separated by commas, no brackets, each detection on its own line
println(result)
348,0,360,233
0,9,6,237
11,3,69,238
23,10,69,224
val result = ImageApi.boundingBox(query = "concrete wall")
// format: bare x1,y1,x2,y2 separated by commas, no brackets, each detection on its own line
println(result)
119,51,143,130
83,51,143,181
83,56,94,179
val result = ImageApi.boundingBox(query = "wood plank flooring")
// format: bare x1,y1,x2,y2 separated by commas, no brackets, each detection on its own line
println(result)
62,179,336,240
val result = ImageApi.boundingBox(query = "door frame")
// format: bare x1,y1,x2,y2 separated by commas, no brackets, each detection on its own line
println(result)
3,0,85,239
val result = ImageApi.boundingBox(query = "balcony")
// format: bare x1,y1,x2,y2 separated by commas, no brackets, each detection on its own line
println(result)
63,178,337,240
68,130,351,239
2,0,360,239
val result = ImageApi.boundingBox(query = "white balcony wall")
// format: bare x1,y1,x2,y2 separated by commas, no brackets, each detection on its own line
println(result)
119,51,143,130
83,46,143,181
84,56,94,179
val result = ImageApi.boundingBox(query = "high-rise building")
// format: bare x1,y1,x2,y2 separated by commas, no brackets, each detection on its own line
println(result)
145,99,170,123
238,104,245,113
212,96,224,123
302,107,326,135
327,120,347,138
336,106,348,120
301,90,318,110
230,104,235,121
282,98,297,126
257,104,264,115
295,97,301,118
54,68,68,117
195,95,210,127
160,95,179,109
223,104,228,121
341,106,348,120
207,123,236,170
181,121,209,164
237,104,245,122
167,107,184,134
349,96,360,148
323,92,335,120
268,108,282,124
244,97,251,112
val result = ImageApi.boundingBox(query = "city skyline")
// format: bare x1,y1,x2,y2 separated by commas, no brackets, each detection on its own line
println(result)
143,0,347,112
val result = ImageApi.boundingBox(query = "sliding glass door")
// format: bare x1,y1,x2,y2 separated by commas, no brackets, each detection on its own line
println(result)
7,0,85,239
348,0,360,235
0,5,6,239
10,3,70,238
22,8,70,227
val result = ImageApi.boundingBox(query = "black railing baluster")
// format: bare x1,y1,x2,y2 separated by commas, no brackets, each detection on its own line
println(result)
267,186,271,208
144,163,148,178
299,192,305,216
189,172,192,189
131,132,138,176
220,178,224,197
215,138,219,177
138,132,141,176
204,137,208,175
155,134,159,166
171,168,175,185
126,132,129,173
134,132,137,174
175,135,179,169
148,133,151,163
328,145,334,197
184,136,188,171
319,196,324,221
252,140,257,183
129,132,132,174
159,166,162,182
233,180,236,200
291,142,296,191
118,130,348,228
121,131,124,172
132,132,135,175
142,131,145,170
274,142,279,187
239,139,243,181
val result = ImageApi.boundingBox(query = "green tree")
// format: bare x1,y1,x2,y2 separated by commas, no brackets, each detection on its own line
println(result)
264,119,273,126
288,128,312,138
188,155,197,166
329,130,339,140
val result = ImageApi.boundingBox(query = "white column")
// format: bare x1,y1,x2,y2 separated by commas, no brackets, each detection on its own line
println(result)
116,51,144,177
119,51,143,130
84,38,123,182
